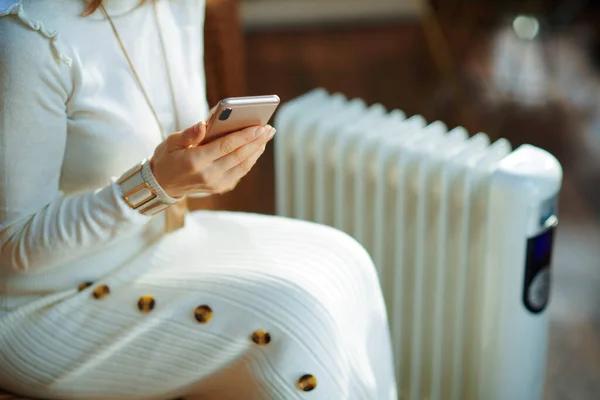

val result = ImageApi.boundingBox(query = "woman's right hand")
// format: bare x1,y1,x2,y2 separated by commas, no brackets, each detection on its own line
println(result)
149,121,276,198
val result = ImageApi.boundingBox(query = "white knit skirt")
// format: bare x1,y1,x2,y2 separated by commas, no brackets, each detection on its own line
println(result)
0,211,397,400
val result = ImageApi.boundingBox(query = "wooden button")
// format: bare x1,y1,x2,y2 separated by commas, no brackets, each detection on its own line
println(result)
92,285,110,300
296,374,317,392
251,330,271,346
194,305,213,323
78,281,94,292
137,295,155,313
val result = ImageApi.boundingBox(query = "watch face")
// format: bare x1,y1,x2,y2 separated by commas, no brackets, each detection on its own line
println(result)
522,226,555,314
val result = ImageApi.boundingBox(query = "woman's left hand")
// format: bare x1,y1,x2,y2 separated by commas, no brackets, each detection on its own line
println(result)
150,121,275,198
202,104,258,194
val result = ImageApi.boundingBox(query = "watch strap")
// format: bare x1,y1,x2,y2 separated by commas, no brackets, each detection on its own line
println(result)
117,159,179,216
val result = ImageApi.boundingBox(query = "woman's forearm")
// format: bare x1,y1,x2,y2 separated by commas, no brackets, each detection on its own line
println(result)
0,181,151,274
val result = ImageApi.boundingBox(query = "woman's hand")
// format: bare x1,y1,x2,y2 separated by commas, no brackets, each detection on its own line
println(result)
150,121,276,198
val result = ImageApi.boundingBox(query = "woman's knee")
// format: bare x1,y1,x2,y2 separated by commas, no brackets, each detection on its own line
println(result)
260,222,379,319
295,221,379,288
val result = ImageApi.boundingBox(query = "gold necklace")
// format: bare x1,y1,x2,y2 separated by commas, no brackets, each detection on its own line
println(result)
101,0,188,232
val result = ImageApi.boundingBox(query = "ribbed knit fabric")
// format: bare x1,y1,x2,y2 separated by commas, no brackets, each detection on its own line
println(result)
0,1,397,399
1,212,397,399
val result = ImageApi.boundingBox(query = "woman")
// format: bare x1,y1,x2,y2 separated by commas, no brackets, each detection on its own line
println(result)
0,0,397,399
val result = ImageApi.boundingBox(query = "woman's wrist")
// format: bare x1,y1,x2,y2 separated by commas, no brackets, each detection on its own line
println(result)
149,156,184,199
140,159,182,204
149,156,213,199
116,159,181,215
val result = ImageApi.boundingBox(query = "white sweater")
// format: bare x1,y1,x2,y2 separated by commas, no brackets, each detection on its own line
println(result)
0,0,210,310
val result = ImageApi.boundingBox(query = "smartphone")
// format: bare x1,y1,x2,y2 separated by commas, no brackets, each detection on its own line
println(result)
204,95,281,143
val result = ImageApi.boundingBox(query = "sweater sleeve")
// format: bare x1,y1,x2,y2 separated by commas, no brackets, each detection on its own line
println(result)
0,13,151,274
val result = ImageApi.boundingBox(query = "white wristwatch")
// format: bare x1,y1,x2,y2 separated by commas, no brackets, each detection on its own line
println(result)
117,159,180,216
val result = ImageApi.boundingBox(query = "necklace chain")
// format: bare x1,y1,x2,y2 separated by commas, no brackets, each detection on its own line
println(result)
101,0,181,138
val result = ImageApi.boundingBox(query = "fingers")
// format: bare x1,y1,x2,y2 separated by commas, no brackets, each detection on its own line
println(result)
167,121,206,150
219,146,264,190
221,179,241,194
167,123,274,197
211,127,275,172
197,124,273,161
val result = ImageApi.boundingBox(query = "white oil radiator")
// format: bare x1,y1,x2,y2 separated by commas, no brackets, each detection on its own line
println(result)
273,89,562,400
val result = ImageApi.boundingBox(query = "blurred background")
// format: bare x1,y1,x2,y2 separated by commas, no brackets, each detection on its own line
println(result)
195,0,600,398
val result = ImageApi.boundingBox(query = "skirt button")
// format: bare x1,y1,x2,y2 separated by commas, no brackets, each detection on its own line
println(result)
194,305,213,323
92,284,110,300
251,330,271,346
137,295,155,313
296,374,317,392
78,281,94,292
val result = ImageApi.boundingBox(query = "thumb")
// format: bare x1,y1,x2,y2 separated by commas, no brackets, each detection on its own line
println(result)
168,121,206,150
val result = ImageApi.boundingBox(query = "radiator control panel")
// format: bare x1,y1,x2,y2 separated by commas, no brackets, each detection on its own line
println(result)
522,215,557,314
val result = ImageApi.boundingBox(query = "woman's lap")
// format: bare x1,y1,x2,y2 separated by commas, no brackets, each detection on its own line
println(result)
0,211,394,400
